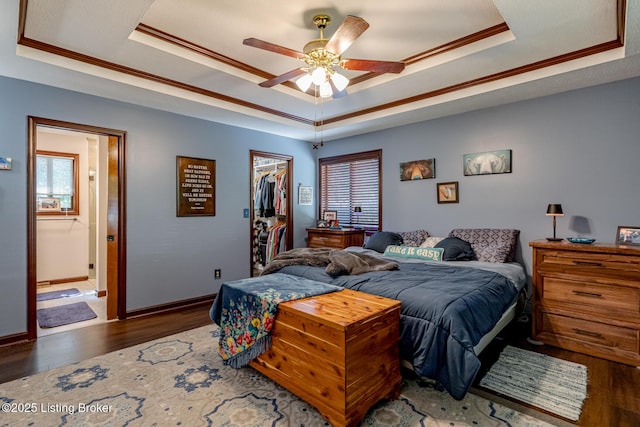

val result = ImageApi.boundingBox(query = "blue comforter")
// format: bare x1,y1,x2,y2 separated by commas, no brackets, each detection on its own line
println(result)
271,260,520,400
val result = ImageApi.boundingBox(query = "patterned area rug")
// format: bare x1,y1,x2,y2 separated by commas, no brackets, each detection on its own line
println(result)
480,345,588,421
1,326,562,426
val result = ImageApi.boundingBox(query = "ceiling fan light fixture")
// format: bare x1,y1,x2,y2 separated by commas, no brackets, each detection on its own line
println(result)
330,71,349,92
296,73,313,92
311,67,327,85
319,81,332,98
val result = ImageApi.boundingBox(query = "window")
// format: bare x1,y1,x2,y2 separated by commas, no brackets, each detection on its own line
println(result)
319,149,381,231
36,150,79,215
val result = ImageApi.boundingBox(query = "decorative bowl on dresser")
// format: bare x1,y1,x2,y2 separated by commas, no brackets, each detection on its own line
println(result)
530,240,640,366
306,227,365,249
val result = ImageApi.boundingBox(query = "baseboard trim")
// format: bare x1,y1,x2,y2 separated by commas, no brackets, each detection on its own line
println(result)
0,332,30,347
126,294,216,319
97,290,107,298
0,294,216,345
37,276,89,286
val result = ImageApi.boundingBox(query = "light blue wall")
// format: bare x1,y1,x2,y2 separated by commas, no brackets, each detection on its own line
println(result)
2,74,639,338
0,76,316,337
318,77,640,277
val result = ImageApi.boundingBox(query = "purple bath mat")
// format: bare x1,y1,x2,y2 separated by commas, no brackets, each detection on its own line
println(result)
36,288,81,302
37,302,97,328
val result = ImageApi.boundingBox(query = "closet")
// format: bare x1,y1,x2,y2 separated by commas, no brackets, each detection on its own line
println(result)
250,150,293,277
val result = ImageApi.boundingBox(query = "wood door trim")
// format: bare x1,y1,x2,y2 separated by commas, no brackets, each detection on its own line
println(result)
27,117,127,340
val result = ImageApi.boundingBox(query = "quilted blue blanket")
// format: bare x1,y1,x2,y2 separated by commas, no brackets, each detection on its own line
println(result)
209,273,341,368
271,260,521,400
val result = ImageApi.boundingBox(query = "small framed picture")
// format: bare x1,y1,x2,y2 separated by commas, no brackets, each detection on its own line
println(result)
316,219,328,228
38,197,62,212
616,226,640,245
437,182,459,204
0,157,12,170
323,210,337,221
329,219,340,228
298,185,313,205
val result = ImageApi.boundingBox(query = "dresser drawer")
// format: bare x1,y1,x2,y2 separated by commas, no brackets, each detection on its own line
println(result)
308,234,344,248
538,250,640,278
541,276,640,318
539,311,639,356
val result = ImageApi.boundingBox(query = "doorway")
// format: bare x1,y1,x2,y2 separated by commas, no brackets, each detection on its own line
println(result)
27,117,127,340
250,150,293,277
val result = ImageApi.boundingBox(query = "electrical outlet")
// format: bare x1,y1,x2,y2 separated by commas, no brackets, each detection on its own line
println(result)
214,269,221,279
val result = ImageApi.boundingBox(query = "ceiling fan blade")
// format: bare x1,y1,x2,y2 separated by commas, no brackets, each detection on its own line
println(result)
259,68,306,88
324,15,369,56
341,59,405,74
243,38,306,59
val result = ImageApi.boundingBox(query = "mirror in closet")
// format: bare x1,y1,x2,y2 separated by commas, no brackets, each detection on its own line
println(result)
250,150,293,277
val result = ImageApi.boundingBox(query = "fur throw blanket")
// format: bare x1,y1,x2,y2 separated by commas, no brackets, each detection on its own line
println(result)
261,247,398,276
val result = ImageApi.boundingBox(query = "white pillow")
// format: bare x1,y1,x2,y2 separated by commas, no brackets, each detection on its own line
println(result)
420,236,445,248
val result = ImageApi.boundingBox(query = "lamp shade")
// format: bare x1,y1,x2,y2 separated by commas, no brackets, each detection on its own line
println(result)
354,206,362,213
546,204,564,216
296,74,313,92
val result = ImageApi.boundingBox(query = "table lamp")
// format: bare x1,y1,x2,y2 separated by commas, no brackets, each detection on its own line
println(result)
546,204,564,241
353,206,362,228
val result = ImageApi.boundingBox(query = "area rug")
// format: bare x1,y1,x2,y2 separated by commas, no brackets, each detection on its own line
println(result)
36,302,97,328
0,325,566,427
479,345,588,421
36,288,81,302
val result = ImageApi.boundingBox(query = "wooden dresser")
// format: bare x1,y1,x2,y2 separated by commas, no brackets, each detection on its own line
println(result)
306,227,365,249
530,240,640,366
250,289,401,427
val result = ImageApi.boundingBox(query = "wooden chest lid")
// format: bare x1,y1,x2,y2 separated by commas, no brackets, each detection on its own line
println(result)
278,288,400,328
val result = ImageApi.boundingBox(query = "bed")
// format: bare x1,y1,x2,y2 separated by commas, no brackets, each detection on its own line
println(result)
261,228,526,400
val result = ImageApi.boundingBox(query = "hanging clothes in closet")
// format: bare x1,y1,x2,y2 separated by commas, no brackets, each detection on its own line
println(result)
266,217,286,264
254,167,287,218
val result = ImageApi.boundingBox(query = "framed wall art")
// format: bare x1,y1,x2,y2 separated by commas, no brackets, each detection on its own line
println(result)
298,185,313,205
0,157,12,170
400,159,435,181
464,149,512,176
437,181,459,204
323,210,337,221
38,197,61,212
616,226,640,245
176,156,216,217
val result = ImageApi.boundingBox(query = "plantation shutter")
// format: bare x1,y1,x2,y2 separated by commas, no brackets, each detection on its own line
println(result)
319,149,381,231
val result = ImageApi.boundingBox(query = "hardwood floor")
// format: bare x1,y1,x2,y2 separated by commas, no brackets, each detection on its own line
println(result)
1,304,638,426
476,317,640,427
0,303,212,383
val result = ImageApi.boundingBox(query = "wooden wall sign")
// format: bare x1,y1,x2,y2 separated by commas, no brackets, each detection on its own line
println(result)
176,156,215,216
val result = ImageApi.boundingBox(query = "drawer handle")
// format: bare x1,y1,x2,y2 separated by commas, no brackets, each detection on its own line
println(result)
573,329,602,338
572,290,603,298
572,261,603,267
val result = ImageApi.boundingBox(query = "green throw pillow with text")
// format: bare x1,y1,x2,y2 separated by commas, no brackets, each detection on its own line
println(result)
384,245,444,261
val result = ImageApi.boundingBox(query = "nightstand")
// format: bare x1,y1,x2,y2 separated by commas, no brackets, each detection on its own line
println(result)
530,239,640,366
306,228,365,249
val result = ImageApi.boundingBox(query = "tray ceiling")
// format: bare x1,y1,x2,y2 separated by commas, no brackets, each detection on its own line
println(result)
2,0,639,142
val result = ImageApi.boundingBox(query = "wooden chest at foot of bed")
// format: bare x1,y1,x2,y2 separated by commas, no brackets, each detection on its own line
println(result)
249,288,402,427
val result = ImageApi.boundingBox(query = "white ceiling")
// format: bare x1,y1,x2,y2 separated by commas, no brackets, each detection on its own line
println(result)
2,0,640,142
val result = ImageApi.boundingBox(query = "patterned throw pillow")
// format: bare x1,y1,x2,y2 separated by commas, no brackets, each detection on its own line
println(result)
397,230,430,247
448,228,520,263
420,236,445,248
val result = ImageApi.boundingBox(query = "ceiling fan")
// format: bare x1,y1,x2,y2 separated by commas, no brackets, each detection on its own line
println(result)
243,14,405,98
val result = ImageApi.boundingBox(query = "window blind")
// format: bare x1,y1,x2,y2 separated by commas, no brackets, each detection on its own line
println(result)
319,150,381,230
